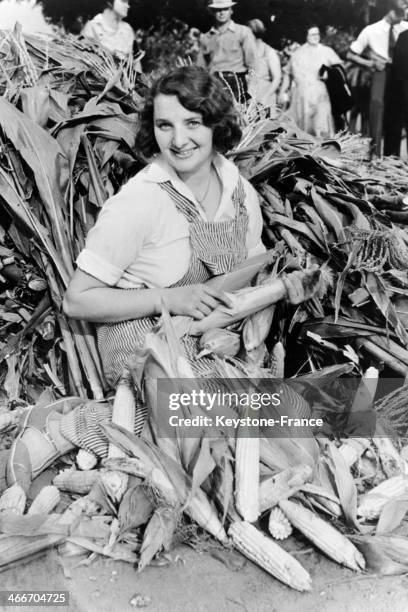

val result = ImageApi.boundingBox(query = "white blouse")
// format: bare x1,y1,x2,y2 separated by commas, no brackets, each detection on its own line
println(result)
76,154,265,289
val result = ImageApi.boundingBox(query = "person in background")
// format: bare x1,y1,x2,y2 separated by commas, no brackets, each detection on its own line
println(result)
278,25,341,137
199,0,257,103
82,0,135,60
384,27,408,155
247,18,281,118
347,0,408,157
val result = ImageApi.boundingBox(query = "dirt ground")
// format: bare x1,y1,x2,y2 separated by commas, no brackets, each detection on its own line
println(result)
2,540,408,612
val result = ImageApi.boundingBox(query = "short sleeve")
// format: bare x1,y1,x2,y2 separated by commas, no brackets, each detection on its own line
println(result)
326,46,341,66
350,27,369,56
76,183,150,285
243,179,266,257
81,20,96,39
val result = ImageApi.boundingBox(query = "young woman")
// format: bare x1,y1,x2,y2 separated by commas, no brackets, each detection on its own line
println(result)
278,26,341,137
63,65,310,389
3,67,316,491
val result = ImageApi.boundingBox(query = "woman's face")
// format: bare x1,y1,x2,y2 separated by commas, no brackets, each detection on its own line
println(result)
306,27,320,45
112,0,129,18
153,94,214,178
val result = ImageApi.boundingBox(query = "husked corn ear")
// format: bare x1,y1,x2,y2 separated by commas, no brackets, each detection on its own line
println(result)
259,465,313,512
108,372,136,459
228,521,312,592
357,475,408,520
279,499,365,571
53,469,99,494
186,489,228,543
0,483,26,515
100,470,129,503
28,485,60,515
235,434,260,522
268,507,292,540
197,328,240,358
77,449,98,470
269,341,285,378
242,305,275,352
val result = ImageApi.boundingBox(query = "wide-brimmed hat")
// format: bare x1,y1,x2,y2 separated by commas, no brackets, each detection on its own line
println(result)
208,0,236,9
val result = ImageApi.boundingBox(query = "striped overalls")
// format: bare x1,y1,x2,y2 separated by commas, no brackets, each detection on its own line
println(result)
97,175,249,389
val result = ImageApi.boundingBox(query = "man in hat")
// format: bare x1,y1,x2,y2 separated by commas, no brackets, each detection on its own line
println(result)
199,0,257,102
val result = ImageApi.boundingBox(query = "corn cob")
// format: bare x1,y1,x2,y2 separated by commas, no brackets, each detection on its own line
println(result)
235,433,260,523
259,465,313,512
28,486,60,515
242,305,276,352
183,489,228,543
108,372,136,459
269,341,285,378
0,484,26,515
300,483,342,517
76,449,98,470
268,507,292,540
53,469,99,495
100,470,129,503
190,269,320,336
259,183,286,215
197,328,240,358
228,521,312,592
279,499,365,571
357,475,408,520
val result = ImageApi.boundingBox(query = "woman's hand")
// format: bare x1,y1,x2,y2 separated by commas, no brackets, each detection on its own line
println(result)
161,284,232,320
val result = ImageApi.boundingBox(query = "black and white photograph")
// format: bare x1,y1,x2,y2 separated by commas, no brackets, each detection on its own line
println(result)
1,1,408,611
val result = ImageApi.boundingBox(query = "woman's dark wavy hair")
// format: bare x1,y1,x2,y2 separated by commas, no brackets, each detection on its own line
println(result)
135,66,242,158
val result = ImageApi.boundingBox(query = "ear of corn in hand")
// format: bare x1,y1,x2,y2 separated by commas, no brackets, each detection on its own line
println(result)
228,521,312,592
279,499,365,571
0,483,26,515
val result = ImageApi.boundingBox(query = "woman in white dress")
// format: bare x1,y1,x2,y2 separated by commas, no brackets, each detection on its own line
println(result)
278,26,341,137
247,19,282,117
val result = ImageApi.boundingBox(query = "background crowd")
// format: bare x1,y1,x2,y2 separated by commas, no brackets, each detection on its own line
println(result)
1,0,408,152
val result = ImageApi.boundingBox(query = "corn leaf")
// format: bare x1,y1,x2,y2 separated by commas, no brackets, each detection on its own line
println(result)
0,97,72,276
